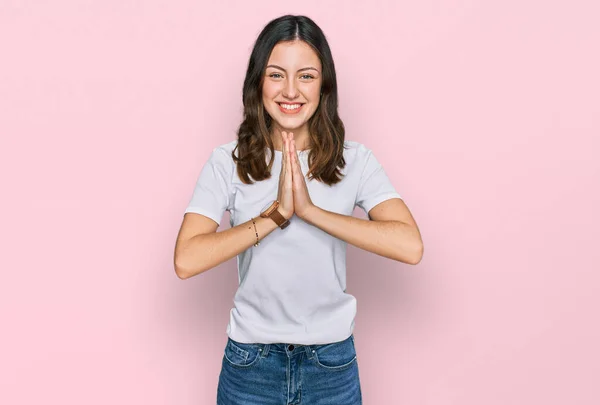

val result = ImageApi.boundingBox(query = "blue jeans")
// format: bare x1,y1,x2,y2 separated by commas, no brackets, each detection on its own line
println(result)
217,334,363,405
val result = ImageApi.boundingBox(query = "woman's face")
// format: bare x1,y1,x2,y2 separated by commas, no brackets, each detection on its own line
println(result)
262,40,323,138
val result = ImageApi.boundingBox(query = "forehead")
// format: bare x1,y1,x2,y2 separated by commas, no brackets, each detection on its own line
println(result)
267,41,321,69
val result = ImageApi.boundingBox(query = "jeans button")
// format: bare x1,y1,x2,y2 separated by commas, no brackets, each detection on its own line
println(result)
288,344,294,351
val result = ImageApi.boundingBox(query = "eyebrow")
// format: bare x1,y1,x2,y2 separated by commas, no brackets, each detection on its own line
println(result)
266,64,319,73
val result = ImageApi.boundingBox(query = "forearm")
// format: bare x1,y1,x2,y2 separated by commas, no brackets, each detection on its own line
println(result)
176,216,279,279
303,206,423,264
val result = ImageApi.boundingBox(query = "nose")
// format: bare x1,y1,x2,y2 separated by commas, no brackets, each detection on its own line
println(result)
282,77,299,99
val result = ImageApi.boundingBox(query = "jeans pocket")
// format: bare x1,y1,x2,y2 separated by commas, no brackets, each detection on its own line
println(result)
223,338,263,369
311,334,357,371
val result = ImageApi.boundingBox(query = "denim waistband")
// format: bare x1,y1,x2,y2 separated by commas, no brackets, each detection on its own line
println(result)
232,334,354,358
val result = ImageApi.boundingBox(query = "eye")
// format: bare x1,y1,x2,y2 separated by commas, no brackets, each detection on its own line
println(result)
301,74,314,79
269,73,283,78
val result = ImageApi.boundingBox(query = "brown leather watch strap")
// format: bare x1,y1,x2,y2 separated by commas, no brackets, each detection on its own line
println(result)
269,208,290,229
260,200,290,229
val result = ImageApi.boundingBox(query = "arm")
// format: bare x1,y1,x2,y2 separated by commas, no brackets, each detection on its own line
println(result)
174,213,279,279
302,198,424,265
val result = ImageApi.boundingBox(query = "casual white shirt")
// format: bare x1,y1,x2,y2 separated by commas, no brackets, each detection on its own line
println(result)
184,139,402,344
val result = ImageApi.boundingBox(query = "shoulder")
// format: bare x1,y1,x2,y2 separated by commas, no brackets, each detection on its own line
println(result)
343,140,373,163
205,139,237,166
199,140,237,183
213,139,238,157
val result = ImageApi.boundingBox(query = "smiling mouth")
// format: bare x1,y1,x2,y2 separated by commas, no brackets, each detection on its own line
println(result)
278,103,304,114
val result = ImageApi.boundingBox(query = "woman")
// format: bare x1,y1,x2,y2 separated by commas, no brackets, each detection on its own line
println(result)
175,14,423,405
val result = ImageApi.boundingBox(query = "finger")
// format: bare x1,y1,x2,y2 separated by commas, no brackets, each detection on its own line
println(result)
290,139,300,180
289,136,296,181
283,132,288,165
288,133,293,165
283,132,289,171
291,140,301,170
285,135,293,187
282,131,287,170
280,141,285,174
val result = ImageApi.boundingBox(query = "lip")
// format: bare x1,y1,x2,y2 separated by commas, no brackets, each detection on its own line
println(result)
277,102,304,114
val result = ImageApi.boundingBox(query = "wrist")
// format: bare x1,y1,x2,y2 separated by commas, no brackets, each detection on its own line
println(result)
259,200,291,229
300,204,319,223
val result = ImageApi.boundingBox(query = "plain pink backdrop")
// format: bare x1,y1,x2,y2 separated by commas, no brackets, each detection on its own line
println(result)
1,1,598,404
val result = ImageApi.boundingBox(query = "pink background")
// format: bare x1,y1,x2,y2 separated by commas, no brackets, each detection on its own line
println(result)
1,1,599,404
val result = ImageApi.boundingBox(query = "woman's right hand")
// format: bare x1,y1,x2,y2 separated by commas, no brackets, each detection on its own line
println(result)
277,131,294,220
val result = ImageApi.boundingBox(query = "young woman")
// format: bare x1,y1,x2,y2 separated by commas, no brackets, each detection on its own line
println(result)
175,14,423,405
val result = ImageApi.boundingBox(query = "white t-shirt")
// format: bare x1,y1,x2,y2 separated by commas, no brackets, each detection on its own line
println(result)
184,139,402,344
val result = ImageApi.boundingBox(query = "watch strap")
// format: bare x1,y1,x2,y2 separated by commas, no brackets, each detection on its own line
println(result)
268,208,290,229
260,200,290,229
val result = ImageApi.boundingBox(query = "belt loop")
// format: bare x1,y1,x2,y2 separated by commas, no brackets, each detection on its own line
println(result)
304,344,315,359
261,343,270,357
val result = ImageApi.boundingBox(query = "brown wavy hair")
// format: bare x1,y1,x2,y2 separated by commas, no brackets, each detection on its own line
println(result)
232,15,347,186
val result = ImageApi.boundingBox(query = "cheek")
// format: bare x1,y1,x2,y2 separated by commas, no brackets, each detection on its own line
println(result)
303,84,321,100
262,82,280,99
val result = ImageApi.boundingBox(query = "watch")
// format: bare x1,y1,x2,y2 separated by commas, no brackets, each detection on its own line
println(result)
260,200,290,229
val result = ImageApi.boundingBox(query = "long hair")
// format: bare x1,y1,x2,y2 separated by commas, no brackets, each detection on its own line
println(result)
232,14,346,186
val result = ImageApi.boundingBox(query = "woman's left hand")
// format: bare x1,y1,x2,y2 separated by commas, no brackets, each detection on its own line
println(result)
288,133,315,220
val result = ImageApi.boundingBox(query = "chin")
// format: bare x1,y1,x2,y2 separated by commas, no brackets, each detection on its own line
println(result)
269,108,315,129
273,120,304,130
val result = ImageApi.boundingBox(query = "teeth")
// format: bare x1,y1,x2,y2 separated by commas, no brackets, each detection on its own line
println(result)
280,103,301,110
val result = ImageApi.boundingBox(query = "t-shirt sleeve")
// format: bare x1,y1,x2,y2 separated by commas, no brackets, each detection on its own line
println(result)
355,146,402,216
184,147,233,225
